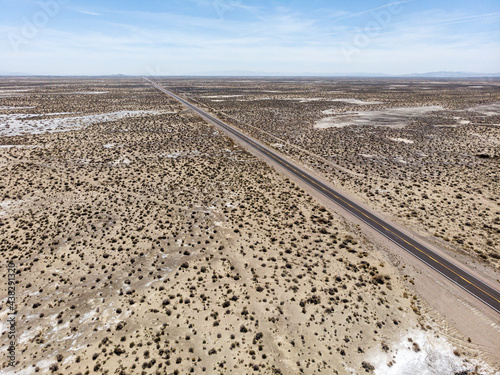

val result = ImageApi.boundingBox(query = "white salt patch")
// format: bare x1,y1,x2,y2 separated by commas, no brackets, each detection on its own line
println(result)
101,308,122,329
394,156,407,164
0,319,6,336
202,95,243,98
0,200,24,216
0,89,32,96
390,137,414,144
0,144,40,149
79,310,96,323
330,98,382,105
19,328,40,344
165,152,181,158
0,89,31,92
0,90,32,98
237,97,272,102
20,91,108,95
322,102,381,115
0,110,167,137
298,98,324,103
62,330,85,349
63,355,76,365
315,116,351,128
111,154,129,164
315,106,444,129
322,109,338,115
0,106,36,110
62,91,108,95
33,359,56,373
68,344,87,352
51,321,70,333
163,150,201,159
470,102,500,116
371,330,493,375
43,112,75,116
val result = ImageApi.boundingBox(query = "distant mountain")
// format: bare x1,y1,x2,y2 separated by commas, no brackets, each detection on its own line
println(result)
199,70,312,77
0,73,133,78
0,72,30,76
402,71,500,78
1,71,499,78
186,71,500,78
196,70,393,77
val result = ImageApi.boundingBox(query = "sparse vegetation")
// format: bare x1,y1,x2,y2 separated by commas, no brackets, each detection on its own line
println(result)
0,77,492,374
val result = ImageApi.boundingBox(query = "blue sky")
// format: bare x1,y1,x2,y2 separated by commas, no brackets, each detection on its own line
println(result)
0,0,499,75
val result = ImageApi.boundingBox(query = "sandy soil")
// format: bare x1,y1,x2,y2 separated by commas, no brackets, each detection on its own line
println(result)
0,78,497,375
171,78,500,271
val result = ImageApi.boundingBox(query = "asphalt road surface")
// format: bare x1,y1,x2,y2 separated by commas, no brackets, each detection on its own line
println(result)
148,79,500,314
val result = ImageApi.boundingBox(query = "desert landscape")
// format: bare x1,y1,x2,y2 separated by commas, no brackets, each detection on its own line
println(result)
163,78,500,269
0,77,498,374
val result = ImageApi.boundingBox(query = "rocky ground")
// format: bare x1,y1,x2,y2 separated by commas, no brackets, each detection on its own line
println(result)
0,78,496,374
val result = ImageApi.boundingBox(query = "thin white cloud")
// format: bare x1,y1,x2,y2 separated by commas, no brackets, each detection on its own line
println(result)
327,0,413,22
66,5,102,16
1,1,498,75
77,10,101,16
425,12,500,27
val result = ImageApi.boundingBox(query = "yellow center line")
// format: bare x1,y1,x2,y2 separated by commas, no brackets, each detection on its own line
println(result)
220,112,500,304
254,144,500,303
154,82,500,305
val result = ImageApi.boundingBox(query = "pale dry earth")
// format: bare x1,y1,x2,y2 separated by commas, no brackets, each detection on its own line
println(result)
166,78,500,270
0,78,497,375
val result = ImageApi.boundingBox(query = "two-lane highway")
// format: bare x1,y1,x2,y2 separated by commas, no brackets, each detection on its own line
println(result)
147,79,500,314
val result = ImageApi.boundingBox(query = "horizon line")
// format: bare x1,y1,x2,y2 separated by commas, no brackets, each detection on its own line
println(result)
2,73,500,79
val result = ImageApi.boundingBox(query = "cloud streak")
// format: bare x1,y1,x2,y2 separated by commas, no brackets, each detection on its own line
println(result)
0,0,498,75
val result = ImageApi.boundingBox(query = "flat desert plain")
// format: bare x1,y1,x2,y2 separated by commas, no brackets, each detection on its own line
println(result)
0,78,498,374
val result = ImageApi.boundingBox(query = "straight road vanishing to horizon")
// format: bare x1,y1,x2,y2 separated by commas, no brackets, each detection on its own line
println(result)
149,79,500,315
